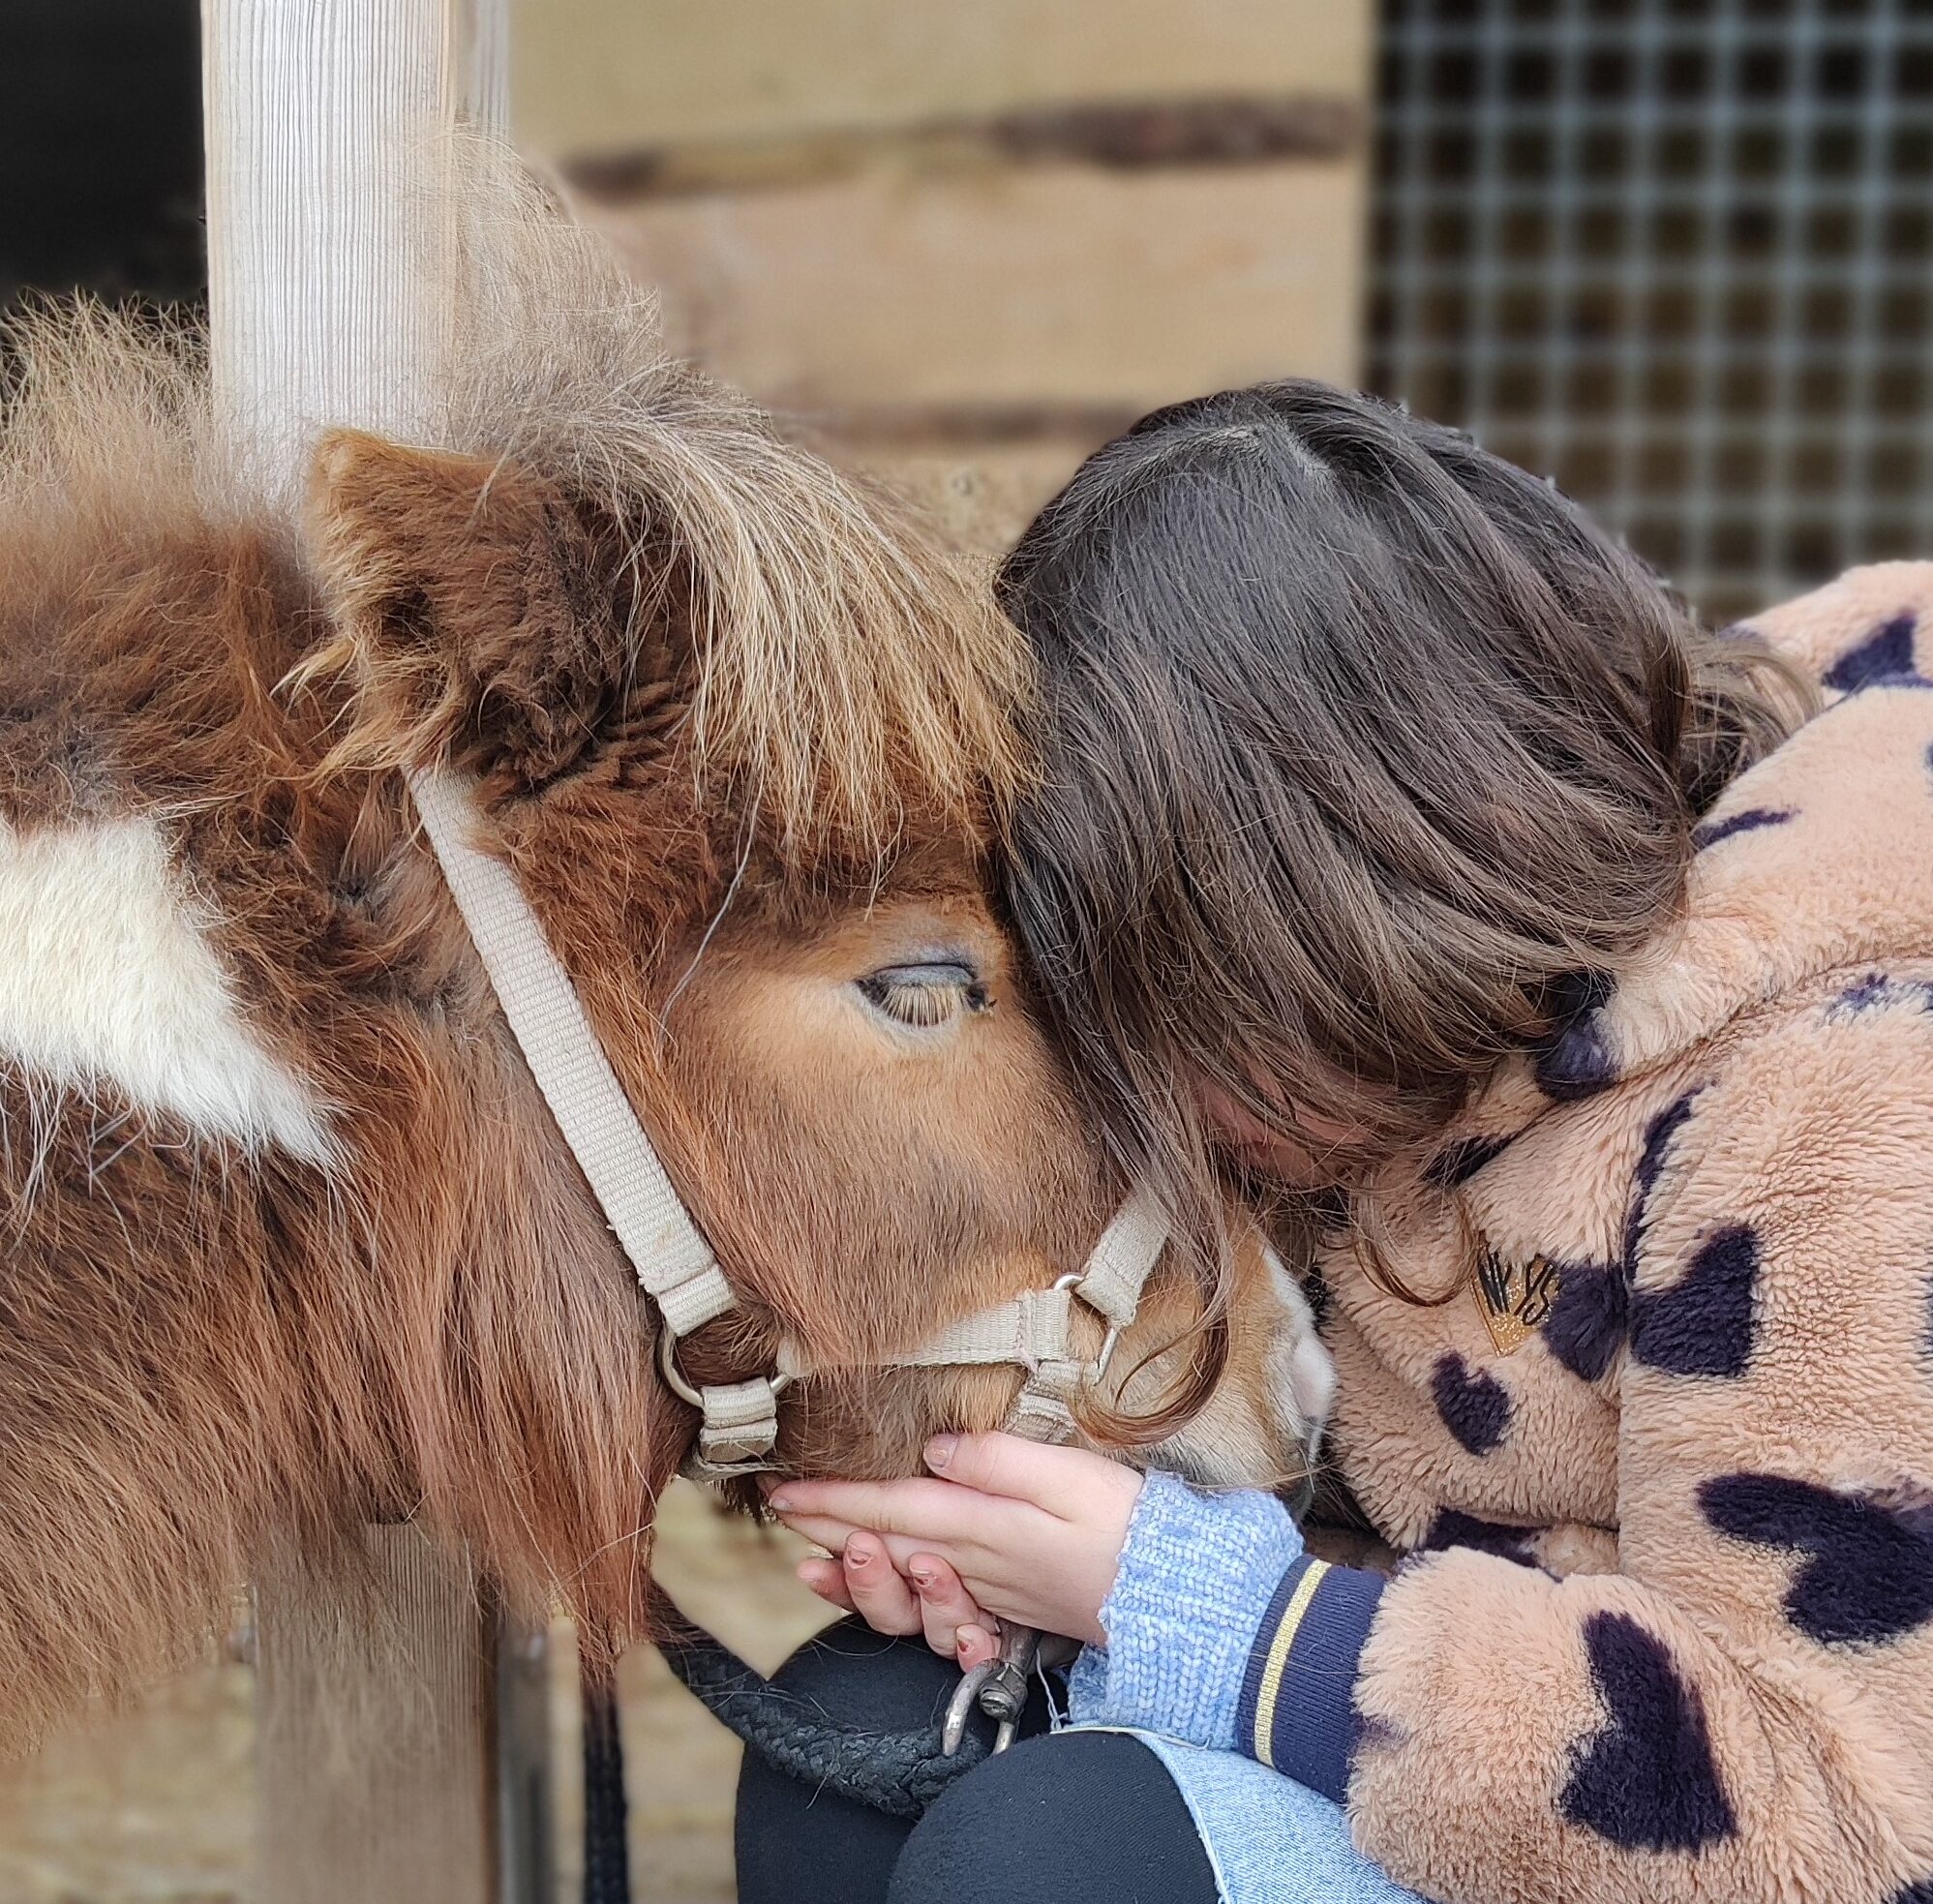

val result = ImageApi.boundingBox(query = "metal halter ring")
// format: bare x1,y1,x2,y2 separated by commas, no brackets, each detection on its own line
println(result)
1052,1271,1123,1383
656,1325,793,1410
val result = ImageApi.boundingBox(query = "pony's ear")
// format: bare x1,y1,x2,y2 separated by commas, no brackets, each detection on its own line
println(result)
299,428,632,791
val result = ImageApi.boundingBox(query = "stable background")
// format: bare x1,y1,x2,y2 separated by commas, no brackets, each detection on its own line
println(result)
2,1,1929,1898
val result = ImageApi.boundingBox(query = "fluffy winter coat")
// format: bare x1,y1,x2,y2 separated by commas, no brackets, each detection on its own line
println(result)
1074,562,1933,1904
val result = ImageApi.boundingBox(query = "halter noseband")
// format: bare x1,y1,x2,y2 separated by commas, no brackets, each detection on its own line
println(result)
409,771,1170,1482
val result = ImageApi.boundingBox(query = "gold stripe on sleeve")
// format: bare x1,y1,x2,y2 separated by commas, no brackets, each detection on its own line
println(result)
1249,1559,1330,1768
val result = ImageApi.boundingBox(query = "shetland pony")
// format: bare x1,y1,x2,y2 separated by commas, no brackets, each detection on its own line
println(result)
0,175,1330,1752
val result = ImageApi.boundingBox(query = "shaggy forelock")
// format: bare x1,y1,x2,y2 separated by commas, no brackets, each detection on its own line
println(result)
1,144,1032,858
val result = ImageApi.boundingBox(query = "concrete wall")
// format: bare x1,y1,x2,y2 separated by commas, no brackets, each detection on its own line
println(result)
514,0,1374,552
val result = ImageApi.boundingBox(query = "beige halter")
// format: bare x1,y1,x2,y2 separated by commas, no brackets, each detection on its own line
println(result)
408,771,1170,1482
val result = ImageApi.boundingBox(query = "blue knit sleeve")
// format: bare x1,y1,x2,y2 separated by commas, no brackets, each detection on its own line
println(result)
1068,1470,1305,1749
1068,1469,1387,1802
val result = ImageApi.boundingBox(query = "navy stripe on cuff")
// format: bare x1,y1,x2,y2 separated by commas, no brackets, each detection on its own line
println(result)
1233,1554,1386,1801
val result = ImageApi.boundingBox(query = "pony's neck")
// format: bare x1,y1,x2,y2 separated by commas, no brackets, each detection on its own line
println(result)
0,516,676,1751
232,616,687,1642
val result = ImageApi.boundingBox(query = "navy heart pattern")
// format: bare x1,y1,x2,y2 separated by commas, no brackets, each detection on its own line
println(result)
1831,971,1933,1020
1423,1131,1516,1191
1623,1093,1700,1273
1430,1352,1512,1457
1419,1509,1538,1568
1630,1224,1759,1378
1691,804,1795,852
1823,612,1918,694
1559,1611,1737,1852
1533,1012,1618,1102
1699,1472,1933,1646
1544,1258,1628,1383
1533,971,1620,1102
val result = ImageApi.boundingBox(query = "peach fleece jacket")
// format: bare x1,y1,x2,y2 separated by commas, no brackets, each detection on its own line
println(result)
1078,563,1933,1904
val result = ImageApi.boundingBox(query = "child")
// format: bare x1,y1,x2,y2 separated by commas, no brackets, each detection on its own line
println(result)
749,382,1933,1904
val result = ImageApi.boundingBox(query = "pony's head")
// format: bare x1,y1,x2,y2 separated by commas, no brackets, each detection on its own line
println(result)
284,178,1329,1537
297,410,1327,1509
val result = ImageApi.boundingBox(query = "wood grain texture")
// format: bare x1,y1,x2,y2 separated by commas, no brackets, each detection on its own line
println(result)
201,0,507,493
581,158,1366,415
254,1529,499,1904
200,7,522,1901
516,0,1374,157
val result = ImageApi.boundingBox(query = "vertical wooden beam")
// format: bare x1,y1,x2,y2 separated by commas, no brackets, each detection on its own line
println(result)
254,1530,499,1904
197,6,529,1902
200,0,507,490
496,1616,559,1904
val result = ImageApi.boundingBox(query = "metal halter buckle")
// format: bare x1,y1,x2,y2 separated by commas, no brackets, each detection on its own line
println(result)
941,1633,1037,1758
934,1271,1132,1757
656,1328,792,1477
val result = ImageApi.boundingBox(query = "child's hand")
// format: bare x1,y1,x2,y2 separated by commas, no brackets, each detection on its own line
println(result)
767,1432,1143,1668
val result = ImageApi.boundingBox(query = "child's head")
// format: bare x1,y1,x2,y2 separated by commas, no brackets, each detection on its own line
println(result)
997,379,1809,1212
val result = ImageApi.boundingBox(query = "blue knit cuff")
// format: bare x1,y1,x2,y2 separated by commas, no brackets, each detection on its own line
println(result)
1232,1554,1386,1801
1068,1470,1305,1751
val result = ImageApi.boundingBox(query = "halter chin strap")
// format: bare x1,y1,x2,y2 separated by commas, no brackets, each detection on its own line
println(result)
408,771,1170,1481
829,1191,1171,1444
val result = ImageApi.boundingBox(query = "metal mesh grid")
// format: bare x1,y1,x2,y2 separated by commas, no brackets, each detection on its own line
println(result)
1370,0,1933,624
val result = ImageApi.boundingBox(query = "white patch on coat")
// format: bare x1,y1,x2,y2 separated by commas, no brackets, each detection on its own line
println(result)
0,812,332,1162
1263,1242,1337,1459
1152,1244,1338,1490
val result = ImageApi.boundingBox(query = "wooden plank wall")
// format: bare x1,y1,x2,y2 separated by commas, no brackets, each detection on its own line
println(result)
513,0,1375,554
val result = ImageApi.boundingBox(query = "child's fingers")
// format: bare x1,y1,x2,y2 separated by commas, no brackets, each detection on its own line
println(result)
768,1476,997,1548
924,1432,1135,1522
954,1622,1001,1673
906,1554,985,1658
769,1508,992,1584
766,1506,869,1553
838,1532,922,1636
796,1556,856,1611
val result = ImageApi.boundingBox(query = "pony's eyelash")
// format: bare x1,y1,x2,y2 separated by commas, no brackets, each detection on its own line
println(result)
870,980,968,1029
856,963,991,1030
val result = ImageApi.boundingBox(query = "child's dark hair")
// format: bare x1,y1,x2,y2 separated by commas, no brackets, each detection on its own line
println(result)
997,379,1812,1297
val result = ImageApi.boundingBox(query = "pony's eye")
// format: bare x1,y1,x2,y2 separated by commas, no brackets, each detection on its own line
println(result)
856,962,990,1030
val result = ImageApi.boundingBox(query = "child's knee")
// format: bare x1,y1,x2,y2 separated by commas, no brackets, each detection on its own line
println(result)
889,1733,1216,1904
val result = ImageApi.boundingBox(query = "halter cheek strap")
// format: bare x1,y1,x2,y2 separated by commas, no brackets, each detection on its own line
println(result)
408,771,1169,1480
410,769,783,1471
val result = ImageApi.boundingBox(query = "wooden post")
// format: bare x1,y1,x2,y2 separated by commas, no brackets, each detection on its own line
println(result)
197,7,547,1902
201,0,507,491
253,1530,500,1904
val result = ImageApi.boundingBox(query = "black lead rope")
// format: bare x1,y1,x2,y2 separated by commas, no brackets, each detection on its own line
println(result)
579,1587,993,1902
653,1614,995,1819
583,1497,1320,1896
581,1660,633,1904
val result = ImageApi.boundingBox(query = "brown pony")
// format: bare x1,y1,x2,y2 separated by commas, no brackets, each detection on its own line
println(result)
0,177,1329,1754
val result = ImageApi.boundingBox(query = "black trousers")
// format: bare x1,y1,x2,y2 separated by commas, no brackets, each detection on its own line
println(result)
734,1620,1220,1904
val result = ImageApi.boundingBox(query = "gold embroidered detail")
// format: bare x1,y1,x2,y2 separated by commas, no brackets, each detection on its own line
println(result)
1470,1246,1561,1356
